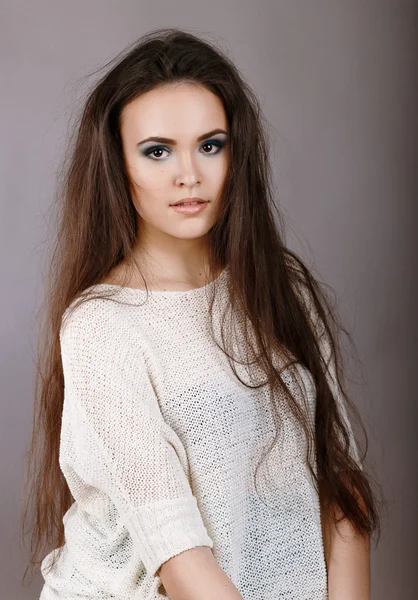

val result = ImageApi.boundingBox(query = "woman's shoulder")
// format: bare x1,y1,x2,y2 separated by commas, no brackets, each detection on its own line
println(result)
60,285,130,345
59,294,147,375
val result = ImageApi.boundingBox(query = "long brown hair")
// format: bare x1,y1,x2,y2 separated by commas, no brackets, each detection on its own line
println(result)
21,26,383,584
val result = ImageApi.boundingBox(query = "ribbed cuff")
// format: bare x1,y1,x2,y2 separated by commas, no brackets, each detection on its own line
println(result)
123,495,214,577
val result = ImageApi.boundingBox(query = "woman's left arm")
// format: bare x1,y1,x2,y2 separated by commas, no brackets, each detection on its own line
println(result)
322,505,371,600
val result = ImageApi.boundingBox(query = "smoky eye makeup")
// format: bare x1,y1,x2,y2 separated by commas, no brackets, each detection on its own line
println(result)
139,134,229,160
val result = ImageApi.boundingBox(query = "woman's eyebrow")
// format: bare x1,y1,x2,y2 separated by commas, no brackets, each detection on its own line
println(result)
136,128,228,146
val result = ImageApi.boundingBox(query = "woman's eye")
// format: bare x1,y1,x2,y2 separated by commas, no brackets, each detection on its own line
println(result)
145,147,169,160
144,140,224,161
201,141,223,154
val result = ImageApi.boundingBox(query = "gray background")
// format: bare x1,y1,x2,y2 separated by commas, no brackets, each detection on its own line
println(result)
2,1,417,598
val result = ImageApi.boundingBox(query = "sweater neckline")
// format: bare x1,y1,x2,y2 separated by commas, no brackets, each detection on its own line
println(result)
91,265,228,300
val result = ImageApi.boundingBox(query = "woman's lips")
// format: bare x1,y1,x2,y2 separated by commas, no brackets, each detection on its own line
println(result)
170,201,209,215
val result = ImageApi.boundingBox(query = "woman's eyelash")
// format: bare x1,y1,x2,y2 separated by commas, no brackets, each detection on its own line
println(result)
143,139,225,160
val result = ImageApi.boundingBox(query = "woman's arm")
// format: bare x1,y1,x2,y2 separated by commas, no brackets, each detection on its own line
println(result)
322,504,371,600
158,546,245,600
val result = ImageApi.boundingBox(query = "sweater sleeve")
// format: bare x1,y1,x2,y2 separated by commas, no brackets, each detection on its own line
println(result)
59,300,214,578
294,279,364,471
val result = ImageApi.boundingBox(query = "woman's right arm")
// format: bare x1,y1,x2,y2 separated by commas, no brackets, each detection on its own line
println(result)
158,546,244,600
59,301,243,598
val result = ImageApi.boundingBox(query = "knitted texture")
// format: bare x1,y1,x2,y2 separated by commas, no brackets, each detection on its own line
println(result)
39,266,361,599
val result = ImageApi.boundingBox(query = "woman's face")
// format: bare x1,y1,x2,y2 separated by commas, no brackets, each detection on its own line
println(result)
120,82,230,255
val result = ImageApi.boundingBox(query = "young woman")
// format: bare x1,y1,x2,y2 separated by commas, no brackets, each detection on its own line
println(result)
21,27,381,600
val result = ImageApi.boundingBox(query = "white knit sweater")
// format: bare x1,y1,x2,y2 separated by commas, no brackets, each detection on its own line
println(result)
39,265,361,599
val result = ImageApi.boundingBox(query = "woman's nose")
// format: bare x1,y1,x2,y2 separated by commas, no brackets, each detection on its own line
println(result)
174,153,201,187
